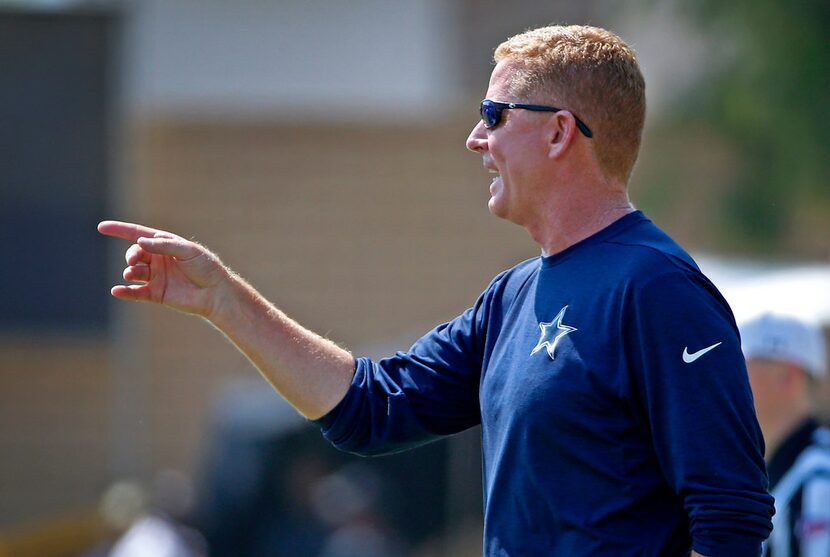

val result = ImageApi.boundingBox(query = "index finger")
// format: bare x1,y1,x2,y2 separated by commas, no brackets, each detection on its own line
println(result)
98,220,172,242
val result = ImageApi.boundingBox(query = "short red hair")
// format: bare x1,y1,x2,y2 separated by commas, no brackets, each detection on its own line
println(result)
495,25,646,182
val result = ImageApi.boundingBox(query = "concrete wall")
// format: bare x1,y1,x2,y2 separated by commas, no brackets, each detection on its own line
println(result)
123,0,461,120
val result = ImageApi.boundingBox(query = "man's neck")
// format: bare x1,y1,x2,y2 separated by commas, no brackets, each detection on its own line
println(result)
530,195,635,257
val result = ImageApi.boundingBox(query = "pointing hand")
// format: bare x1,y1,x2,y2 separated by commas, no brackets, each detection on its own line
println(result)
98,220,231,318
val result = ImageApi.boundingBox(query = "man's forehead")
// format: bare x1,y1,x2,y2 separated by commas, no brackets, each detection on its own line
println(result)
487,59,522,96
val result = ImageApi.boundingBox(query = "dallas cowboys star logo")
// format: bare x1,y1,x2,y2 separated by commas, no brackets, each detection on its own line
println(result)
530,305,577,360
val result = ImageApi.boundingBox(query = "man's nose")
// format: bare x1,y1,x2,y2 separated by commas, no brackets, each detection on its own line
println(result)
466,120,488,153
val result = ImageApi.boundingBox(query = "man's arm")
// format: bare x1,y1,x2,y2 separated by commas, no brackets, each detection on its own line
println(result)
627,269,774,556
98,220,354,419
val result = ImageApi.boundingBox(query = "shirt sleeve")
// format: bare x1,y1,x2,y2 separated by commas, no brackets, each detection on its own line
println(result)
313,272,505,456
625,270,775,557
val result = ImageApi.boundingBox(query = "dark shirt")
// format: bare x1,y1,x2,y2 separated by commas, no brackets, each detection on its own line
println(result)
317,211,774,556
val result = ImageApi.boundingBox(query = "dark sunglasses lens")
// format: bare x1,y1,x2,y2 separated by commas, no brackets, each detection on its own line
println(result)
480,101,499,128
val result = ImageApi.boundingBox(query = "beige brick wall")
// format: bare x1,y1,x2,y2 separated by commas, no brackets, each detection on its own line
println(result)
0,335,109,526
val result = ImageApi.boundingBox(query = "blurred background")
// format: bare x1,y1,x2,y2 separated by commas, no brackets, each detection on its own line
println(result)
0,0,827,556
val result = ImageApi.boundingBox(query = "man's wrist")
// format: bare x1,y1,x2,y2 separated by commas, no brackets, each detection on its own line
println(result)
203,267,247,327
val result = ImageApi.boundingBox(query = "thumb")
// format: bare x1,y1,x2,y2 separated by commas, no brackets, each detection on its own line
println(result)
137,236,201,260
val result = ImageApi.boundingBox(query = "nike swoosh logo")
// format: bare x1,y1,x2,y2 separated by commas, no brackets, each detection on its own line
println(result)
682,342,723,363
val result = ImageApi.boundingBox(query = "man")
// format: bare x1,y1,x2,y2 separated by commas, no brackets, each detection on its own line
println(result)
99,25,773,556
741,313,830,557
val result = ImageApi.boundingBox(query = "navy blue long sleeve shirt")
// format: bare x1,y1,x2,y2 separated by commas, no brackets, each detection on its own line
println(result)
315,211,774,556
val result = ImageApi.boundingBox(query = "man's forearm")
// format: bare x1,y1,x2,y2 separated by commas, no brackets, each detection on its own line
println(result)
207,272,355,419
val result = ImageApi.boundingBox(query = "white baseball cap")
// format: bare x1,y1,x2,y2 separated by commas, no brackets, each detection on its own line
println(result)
740,312,827,377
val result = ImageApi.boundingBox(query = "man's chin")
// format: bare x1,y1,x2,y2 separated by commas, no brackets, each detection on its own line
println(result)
487,197,509,220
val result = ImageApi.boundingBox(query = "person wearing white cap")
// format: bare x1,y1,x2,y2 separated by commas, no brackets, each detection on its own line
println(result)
741,312,830,557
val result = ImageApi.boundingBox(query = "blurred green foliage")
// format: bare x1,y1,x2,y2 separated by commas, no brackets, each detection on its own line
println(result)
667,0,829,254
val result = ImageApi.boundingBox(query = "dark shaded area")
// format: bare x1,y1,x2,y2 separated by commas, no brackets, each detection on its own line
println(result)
0,10,117,332
195,424,450,557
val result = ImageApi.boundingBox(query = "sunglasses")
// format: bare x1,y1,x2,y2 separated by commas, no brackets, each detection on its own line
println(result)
479,99,593,138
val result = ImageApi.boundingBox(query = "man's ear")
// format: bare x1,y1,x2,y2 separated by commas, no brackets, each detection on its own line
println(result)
547,111,579,159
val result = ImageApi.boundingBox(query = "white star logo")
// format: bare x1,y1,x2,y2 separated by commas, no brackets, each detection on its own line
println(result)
530,305,577,360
